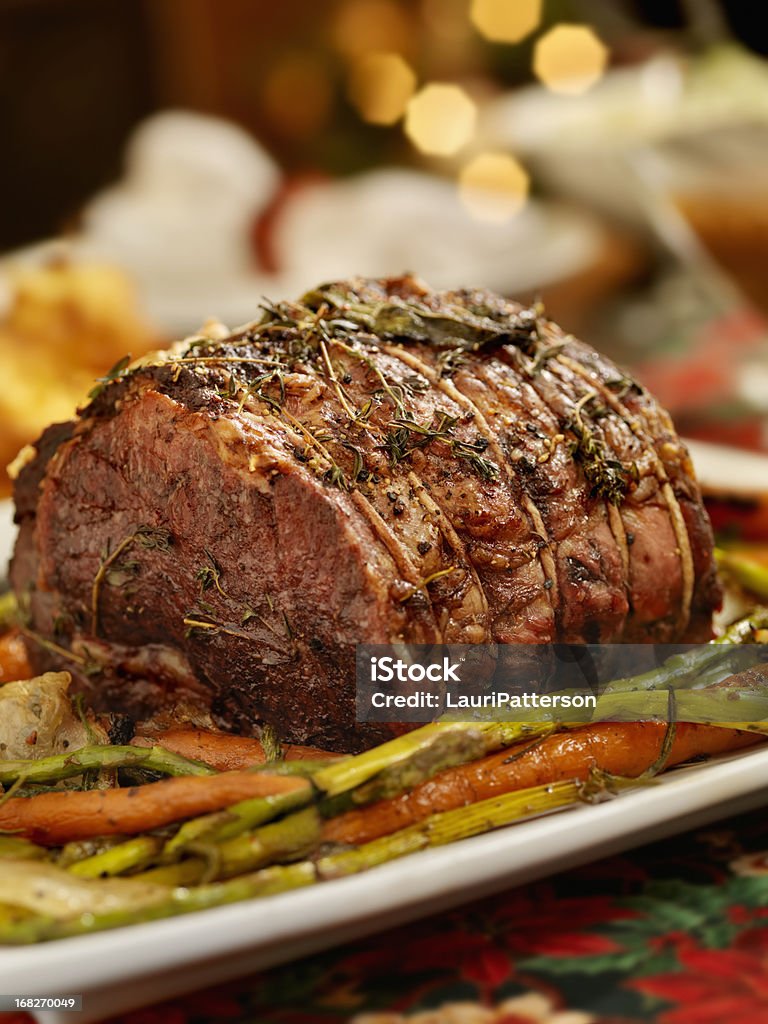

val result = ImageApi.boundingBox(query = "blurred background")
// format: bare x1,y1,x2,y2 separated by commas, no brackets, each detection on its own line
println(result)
2,0,768,495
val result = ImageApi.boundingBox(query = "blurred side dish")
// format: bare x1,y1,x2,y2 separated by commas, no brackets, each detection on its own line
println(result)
0,260,160,496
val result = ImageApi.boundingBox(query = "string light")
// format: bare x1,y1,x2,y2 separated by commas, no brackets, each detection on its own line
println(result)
405,83,477,156
348,53,417,125
459,152,530,222
533,24,609,95
470,0,542,44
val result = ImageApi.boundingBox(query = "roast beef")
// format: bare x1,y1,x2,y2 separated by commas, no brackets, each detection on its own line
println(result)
10,276,721,750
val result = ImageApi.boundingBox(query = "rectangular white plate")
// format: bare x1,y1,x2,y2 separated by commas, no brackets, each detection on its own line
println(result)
1,488,768,1024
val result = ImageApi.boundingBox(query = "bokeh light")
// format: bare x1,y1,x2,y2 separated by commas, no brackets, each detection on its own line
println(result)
405,84,477,156
533,24,609,96
333,0,412,58
470,0,542,44
347,53,417,125
459,152,530,222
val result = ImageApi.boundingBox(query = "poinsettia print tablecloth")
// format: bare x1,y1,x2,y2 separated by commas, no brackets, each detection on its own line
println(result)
6,802,768,1024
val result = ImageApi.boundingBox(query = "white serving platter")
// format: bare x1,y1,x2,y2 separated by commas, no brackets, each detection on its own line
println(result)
1,478,768,1024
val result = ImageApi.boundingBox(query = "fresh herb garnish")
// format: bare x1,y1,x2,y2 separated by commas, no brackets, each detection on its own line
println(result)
568,392,636,505
196,549,227,598
87,355,132,400
91,527,172,634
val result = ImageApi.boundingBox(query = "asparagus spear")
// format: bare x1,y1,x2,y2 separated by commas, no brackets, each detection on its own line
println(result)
0,862,318,944
0,744,215,786
0,860,171,919
317,775,632,879
163,784,312,856
716,549,768,601
0,836,48,861
136,806,322,885
313,721,552,801
588,672,768,726
715,607,768,644
0,903,37,930
72,782,319,880
68,836,163,878
252,758,344,778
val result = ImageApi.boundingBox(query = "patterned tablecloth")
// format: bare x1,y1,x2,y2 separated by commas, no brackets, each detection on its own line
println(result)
6,798,768,1024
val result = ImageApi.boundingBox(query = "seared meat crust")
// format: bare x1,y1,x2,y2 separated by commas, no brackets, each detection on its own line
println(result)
11,276,720,750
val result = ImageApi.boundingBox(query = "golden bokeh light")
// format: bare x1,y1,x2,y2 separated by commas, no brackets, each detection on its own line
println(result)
533,24,609,95
405,84,477,157
333,0,412,58
348,53,417,125
470,0,542,44
459,152,530,222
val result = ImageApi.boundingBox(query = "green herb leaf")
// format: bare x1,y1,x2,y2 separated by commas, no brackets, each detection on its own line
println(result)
87,355,132,400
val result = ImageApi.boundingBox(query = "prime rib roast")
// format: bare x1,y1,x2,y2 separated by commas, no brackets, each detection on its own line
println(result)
10,275,720,751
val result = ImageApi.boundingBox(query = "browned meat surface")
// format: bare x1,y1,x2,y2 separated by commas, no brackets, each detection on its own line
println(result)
10,276,721,751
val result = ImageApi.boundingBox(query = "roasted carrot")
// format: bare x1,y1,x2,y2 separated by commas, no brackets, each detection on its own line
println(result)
0,629,32,684
0,770,310,846
131,728,337,771
323,723,762,846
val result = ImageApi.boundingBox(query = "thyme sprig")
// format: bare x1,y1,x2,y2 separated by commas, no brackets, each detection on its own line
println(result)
278,407,350,491
435,348,469,378
451,438,500,482
527,341,567,377
91,527,171,635
398,566,457,603
567,392,637,506
182,615,275,642
174,356,286,368
328,338,407,417
318,339,358,420
196,550,227,599
88,282,550,417
377,412,498,481
379,412,458,468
